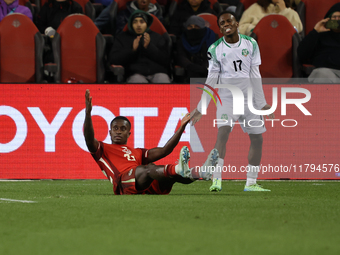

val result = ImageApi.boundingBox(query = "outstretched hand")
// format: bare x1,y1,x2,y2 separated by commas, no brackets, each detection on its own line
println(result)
85,89,92,114
190,108,202,126
181,113,191,128
262,104,275,120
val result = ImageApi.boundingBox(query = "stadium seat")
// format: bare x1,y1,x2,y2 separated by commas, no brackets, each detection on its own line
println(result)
112,14,172,82
198,12,223,37
0,14,45,83
250,14,302,78
235,0,257,21
52,14,106,83
296,0,340,37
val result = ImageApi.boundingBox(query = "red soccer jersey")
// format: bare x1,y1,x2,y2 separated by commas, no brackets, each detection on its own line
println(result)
91,141,149,194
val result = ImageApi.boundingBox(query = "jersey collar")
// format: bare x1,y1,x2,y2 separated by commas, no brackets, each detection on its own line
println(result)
222,34,241,48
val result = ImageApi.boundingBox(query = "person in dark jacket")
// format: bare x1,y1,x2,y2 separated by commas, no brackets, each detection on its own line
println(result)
95,0,163,35
297,3,340,83
36,0,83,34
176,15,217,82
110,10,171,83
168,0,216,37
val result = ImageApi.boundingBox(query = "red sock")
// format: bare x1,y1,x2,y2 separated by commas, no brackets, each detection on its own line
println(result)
164,164,177,177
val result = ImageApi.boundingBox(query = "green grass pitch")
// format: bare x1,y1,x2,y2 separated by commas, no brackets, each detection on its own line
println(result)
0,180,339,255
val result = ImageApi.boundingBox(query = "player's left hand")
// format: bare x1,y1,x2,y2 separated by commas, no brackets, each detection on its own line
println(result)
262,104,275,119
143,32,150,49
181,113,191,128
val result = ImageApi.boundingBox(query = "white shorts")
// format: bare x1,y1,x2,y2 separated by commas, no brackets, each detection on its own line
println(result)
216,100,266,134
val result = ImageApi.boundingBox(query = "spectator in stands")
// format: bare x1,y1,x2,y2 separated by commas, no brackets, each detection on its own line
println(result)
0,0,33,21
168,0,217,37
95,0,163,35
176,15,217,82
297,3,340,83
238,0,302,36
36,0,83,34
94,0,113,8
110,10,171,83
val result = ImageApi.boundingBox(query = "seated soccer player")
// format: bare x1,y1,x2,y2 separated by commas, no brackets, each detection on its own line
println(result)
84,89,219,195
109,10,171,83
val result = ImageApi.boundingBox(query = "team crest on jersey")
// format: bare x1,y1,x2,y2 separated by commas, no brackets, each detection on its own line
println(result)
223,53,226,57
242,49,249,57
221,114,228,120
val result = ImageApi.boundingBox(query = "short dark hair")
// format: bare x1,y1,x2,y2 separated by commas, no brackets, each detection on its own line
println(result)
110,116,132,130
217,10,239,27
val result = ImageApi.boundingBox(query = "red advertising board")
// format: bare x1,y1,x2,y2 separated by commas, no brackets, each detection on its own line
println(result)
1,84,339,179
0,84,190,179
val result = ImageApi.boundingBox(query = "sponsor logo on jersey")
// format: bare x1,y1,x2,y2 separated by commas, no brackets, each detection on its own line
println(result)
128,169,133,176
242,49,249,57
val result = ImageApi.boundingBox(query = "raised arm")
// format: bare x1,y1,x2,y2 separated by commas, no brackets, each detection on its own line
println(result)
147,113,191,163
84,90,99,153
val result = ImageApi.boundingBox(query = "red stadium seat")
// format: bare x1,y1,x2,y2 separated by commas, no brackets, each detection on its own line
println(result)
198,12,223,37
52,14,106,83
250,14,301,78
0,14,45,83
297,0,340,36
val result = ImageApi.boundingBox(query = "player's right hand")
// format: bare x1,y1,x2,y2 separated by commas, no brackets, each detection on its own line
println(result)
85,89,92,114
190,109,202,126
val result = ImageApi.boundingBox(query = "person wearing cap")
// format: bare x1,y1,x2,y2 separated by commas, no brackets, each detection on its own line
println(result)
109,10,171,83
0,0,32,22
176,15,217,82
297,3,340,83
168,0,217,37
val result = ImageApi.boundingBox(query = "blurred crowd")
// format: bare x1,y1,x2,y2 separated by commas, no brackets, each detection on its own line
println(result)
1,0,340,83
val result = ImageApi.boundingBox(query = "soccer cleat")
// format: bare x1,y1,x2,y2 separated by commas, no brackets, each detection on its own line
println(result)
177,146,191,178
244,183,271,192
210,178,222,192
200,149,219,180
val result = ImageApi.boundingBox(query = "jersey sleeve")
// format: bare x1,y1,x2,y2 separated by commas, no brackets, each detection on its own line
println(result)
250,65,267,109
197,44,220,114
139,148,149,165
91,141,104,161
251,38,261,67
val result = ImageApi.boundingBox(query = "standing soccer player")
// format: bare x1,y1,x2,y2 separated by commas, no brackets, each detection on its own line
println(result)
191,11,274,192
84,89,218,195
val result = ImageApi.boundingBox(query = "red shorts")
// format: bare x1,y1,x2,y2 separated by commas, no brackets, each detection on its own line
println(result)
115,167,173,195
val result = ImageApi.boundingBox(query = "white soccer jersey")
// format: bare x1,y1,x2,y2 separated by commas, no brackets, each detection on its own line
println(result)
197,34,267,113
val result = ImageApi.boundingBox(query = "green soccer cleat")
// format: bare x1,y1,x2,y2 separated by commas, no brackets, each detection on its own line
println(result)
210,178,222,192
244,183,271,192
200,148,219,180
177,146,191,178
